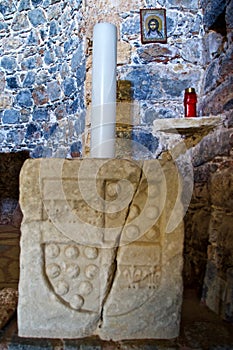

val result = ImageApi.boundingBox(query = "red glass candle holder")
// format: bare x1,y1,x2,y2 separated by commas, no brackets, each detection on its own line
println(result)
184,88,197,118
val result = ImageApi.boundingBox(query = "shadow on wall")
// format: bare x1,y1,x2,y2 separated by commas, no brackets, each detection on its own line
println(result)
0,151,30,226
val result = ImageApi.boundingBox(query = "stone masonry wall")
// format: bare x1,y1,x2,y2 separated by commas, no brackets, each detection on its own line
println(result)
200,0,233,118
183,114,233,289
183,113,233,322
0,0,207,158
182,0,233,322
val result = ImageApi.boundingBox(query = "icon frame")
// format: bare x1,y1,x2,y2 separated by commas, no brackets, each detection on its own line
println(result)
140,8,167,44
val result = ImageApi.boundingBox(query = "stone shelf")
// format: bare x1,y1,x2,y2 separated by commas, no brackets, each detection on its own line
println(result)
153,116,224,150
153,116,223,135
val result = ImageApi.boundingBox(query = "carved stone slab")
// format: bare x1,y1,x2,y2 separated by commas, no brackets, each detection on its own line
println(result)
18,158,184,340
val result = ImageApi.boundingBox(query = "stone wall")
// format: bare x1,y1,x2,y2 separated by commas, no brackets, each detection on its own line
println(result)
182,113,233,321
200,0,233,118
202,159,233,322
0,0,206,157
180,0,233,322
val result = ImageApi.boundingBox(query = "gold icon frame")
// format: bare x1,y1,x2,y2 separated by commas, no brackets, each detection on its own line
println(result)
140,8,167,44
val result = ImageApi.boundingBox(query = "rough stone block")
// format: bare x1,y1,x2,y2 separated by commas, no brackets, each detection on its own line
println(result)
202,261,233,322
0,288,18,329
210,166,233,210
18,158,184,340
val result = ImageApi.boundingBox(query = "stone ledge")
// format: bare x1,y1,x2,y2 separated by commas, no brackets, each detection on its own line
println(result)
153,116,223,135
152,116,225,153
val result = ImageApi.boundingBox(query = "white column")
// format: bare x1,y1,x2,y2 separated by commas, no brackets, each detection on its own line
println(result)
90,22,117,158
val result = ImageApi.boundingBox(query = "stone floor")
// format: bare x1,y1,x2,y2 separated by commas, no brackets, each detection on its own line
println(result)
0,288,233,349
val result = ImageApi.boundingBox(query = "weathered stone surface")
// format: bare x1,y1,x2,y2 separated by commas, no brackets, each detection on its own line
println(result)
210,166,233,209
117,41,131,65
136,45,179,64
32,86,49,105
0,94,12,110
197,136,233,322
201,0,226,29
218,46,233,82
203,31,224,64
181,37,204,64
192,127,232,167
207,211,233,268
201,77,233,115
183,206,210,289
203,59,219,93
122,67,201,102
202,261,233,322
153,116,222,133
0,288,18,329
18,158,184,340
201,0,233,119
165,0,199,9
0,199,20,226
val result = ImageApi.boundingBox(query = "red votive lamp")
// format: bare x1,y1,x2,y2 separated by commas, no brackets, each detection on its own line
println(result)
184,87,197,118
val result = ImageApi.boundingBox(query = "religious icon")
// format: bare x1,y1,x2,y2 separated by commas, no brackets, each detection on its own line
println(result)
140,8,167,44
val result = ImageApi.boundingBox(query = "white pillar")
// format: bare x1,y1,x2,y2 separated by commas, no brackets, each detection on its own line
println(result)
90,23,117,158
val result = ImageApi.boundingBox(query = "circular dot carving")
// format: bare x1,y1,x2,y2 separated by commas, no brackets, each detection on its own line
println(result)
55,281,69,296
145,206,158,220
44,242,101,313
45,243,60,258
79,281,93,296
85,264,99,279
84,247,98,260
149,185,159,197
64,245,79,259
69,294,84,310
66,263,80,279
125,225,140,240
46,263,61,279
